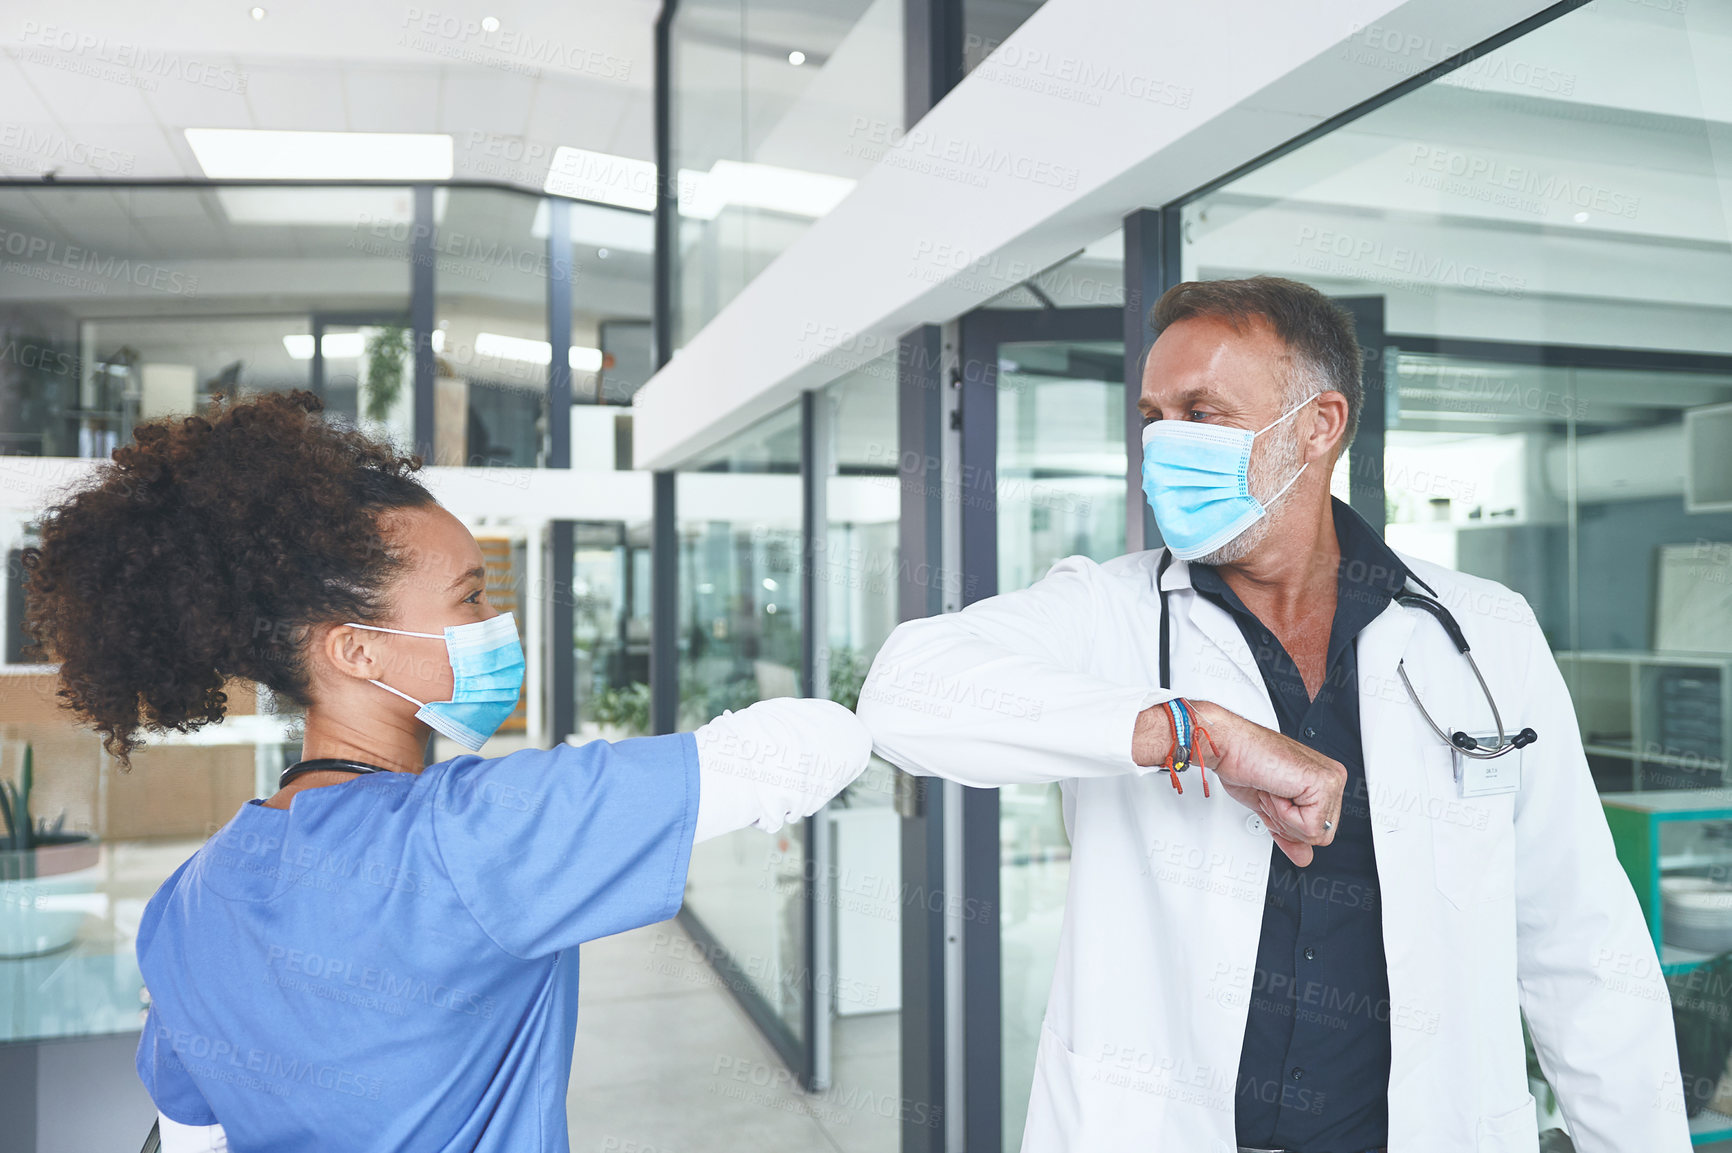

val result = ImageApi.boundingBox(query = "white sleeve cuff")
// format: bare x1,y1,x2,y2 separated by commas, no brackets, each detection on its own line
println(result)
693,697,872,842
157,1113,229,1152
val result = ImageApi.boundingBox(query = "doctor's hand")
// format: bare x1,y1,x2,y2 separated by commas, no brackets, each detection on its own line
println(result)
1134,700,1347,867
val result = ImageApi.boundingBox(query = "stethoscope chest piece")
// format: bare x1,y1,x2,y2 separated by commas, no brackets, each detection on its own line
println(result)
1393,590,1538,760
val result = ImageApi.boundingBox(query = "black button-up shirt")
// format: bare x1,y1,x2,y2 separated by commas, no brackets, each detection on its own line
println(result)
1190,499,1414,1153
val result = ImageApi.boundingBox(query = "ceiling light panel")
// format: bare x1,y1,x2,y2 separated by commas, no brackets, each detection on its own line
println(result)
187,129,454,180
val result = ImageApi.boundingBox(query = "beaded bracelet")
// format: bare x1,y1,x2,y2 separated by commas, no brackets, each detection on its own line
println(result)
1160,698,1218,798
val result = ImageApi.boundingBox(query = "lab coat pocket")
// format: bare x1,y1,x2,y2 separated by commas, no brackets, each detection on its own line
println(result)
1021,1020,1168,1152
1475,1093,1539,1153
1423,745,1517,909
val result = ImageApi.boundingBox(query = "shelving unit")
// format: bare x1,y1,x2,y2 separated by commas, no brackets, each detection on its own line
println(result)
1694,1108,1732,1144
1558,652,1732,790
1604,791,1732,1144
1603,791,1732,973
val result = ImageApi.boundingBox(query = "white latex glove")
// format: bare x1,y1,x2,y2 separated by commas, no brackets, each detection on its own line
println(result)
692,697,872,842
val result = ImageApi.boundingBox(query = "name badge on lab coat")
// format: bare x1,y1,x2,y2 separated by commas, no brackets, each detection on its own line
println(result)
1454,733,1522,797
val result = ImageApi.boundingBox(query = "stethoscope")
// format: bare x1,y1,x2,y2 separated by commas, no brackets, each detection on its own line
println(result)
1156,552,1538,761
278,758,392,789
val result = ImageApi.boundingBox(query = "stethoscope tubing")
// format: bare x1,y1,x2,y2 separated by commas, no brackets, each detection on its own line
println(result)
1155,551,1534,761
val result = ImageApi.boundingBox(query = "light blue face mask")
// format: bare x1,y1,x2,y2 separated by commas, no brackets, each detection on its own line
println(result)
343,612,526,752
1140,394,1318,561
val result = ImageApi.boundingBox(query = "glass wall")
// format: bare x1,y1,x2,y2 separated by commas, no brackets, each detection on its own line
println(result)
0,184,652,466
815,355,901,1146
994,328,1127,1141
672,366,901,1131
678,401,807,1041
967,250,1130,1139
433,188,550,468
1178,0,1732,1138
0,185,412,457
571,520,655,740
668,0,904,349
1182,0,1732,782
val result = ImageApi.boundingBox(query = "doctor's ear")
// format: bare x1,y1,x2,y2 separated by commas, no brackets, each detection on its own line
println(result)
1306,391,1350,462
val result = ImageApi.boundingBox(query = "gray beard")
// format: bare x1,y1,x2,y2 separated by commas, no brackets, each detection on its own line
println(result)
1192,512,1274,567
1188,420,1307,568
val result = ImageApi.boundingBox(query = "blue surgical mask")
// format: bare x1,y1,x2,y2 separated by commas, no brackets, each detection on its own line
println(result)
1140,395,1318,561
343,612,526,752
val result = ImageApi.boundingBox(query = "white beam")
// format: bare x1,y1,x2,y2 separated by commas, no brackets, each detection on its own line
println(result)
632,0,1559,469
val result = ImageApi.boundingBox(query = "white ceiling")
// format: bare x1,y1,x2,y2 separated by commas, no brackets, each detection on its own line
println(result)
0,0,660,185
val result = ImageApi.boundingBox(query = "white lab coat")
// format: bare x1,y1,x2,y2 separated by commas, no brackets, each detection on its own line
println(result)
858,548,1688,1153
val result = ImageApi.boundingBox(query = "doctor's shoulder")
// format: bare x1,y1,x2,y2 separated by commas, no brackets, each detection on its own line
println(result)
1396,551,1541,639
998,548,1175,627
1050,549,1167,604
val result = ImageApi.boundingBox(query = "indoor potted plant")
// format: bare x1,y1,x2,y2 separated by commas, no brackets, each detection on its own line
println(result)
0,743,101,958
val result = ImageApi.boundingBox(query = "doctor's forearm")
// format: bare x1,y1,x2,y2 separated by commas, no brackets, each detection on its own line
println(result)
1130,702,1180,766
1153,700,1348,857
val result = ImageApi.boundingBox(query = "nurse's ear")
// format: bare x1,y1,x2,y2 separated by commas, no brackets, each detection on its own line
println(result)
309,622,389,694
1305,390,1351,464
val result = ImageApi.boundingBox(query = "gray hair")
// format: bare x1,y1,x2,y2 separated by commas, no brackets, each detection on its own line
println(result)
1150,276,1364,453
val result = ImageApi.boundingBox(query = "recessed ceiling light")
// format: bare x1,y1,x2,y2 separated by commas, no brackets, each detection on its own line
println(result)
186,129,454,180
787,50,806,66
249,6,266,19
596,247,610,259
474,332,604,371
481,16,500,31
1573,211,1590,223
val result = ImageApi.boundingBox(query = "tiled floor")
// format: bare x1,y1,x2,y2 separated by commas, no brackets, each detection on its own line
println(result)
568,918,901,1153
568,920,1732,1153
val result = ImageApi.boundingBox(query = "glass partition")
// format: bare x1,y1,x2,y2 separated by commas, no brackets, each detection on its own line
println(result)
984,317,1127,1143
815,355,901,1145
1182,0,1732,788
570,202,654,409
0,185,412,457
1178,0,1732,1138
571,520,654,740
668,0,904,349
0,184,652,467
433,188,551,467
678,401,806,1045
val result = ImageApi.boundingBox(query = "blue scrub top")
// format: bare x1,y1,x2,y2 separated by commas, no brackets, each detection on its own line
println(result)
135,733,699,1152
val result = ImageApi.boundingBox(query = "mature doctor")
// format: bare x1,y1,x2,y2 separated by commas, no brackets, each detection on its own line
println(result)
858,277,1686,1153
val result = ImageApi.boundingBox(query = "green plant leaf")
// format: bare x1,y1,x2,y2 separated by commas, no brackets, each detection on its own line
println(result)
362,325,412,424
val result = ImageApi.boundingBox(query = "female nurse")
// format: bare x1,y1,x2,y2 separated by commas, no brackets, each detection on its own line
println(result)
22,390,869,1152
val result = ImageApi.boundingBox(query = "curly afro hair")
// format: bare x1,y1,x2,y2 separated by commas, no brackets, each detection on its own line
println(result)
21,389,436,765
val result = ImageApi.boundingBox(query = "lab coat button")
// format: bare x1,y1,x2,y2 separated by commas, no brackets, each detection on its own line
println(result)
1245,814,1267,836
